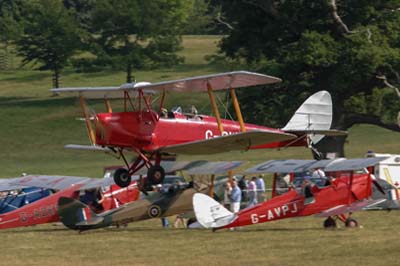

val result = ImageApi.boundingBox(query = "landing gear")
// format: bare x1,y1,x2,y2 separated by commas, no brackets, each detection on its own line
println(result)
345,218,358,228
113,168,131,188
323,217,337,229
147,165,165,185
115,148,166,189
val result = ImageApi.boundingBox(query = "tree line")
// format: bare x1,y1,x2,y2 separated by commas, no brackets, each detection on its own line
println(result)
1,0,399,156
0,0,220,87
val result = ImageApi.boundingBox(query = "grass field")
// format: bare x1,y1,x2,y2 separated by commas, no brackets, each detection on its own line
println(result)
1,35,400,266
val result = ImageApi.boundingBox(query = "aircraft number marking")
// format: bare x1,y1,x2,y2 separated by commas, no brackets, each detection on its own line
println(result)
205,130,236,139
250,202,298,224
19,206,56,223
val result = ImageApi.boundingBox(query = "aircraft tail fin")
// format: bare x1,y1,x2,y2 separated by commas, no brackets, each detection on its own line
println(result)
282,90,333,144
57,197,103,230
192,193,236,229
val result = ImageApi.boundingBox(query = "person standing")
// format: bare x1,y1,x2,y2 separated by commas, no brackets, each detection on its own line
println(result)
230,179,242,213
238,175,248,202
256,175,266,202
223,181,232,210
246,177,258,208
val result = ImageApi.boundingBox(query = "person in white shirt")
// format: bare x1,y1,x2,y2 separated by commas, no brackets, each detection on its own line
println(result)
246,177,257,208
255,175,266,202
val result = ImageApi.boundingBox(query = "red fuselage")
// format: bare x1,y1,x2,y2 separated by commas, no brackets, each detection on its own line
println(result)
95,111,306,151
223,173,372,229
0,183,140,230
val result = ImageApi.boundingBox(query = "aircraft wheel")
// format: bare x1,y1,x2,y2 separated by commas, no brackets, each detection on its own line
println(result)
113,168,131,188
147,165,165,185
345,218,358,228
323,217,337,229
186,217,197,228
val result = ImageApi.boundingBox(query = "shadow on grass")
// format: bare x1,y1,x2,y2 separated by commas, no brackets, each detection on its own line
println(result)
0,226,70,234
210,227,324,234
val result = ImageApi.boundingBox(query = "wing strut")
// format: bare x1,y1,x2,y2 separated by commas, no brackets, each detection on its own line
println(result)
104,98,112,113
207,81,224,133
79,95,96,145
230,87,246,132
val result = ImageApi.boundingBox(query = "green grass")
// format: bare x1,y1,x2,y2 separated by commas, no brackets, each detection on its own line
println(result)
0,35,400,266
1,212,400,266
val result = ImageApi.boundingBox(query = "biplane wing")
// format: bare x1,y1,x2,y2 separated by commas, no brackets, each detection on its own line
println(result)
245,159,318,174
5,161,212,191
159,131,296,155
316,199,387,217
0,178,28,191
187,161,243,175
244,157,389,174
64,144,114,153
51,71,281,98
8,175,92,190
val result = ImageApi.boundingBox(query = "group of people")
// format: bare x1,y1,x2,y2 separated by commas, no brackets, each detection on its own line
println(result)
224,175,266,213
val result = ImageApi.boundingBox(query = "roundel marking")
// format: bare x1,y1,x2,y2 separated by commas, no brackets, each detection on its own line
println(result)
148,205,162,218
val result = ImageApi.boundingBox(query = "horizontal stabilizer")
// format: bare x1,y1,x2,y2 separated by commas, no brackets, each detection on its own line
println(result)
285,129,347,137
76,216,104,226
316,199,386,217
193,193,236,229
160,131,296,155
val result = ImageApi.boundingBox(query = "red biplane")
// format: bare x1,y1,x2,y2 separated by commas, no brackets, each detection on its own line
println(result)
51,71,344,188
193,157,387,230
0,175,139,230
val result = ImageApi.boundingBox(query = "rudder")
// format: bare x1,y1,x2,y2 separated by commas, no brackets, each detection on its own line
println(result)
282,91,332,144
192,193,236,229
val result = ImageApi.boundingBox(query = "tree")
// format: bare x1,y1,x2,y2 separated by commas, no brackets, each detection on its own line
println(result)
0,0,23,41
85,0,191,82
217,0,400,157
15,0,82,88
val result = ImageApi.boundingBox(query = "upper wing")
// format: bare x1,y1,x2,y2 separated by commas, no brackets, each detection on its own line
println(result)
0,177,29,191
245,159,318,174
51,71,281,99
244,157,389,174
8,175,91,190
316,199,387,217
159,131,296,155
187,161,244,175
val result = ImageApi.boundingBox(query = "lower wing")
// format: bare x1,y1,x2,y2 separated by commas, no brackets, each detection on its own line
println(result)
316,199,386,217
159,130,296,155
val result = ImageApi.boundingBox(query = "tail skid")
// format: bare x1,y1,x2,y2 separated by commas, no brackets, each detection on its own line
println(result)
282,91,333,144
192,193,236,229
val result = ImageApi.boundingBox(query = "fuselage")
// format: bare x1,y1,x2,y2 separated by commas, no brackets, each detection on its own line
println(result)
223,173,372,229
0,182,140,230
95,111,306,151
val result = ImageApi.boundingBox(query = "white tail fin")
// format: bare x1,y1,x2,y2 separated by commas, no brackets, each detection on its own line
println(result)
193,193,236,229
282,91,332,144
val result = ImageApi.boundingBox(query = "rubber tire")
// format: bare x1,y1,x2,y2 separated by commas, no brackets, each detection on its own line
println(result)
186,218,197,228
113,168,131,188
147,165,165,185
323,217,337,229
345,218,358,228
